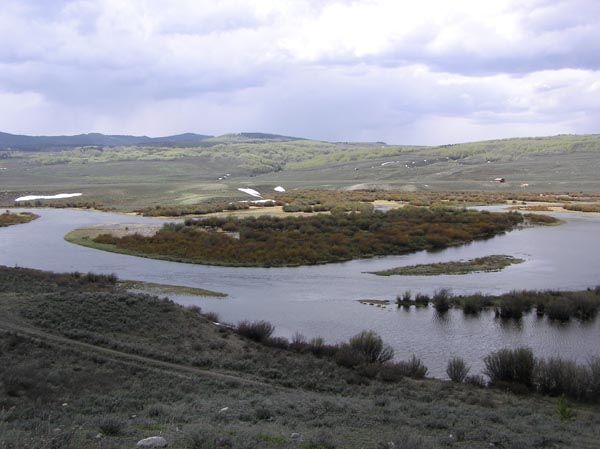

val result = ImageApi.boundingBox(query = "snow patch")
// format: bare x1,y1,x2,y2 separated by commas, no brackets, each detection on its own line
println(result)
15,193,82,202
274,186,286,192
237,188,262,198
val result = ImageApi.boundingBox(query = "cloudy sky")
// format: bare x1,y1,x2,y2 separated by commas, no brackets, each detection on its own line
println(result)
1,0,599,144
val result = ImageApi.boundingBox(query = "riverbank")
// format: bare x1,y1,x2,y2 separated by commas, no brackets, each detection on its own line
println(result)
1,266,599,449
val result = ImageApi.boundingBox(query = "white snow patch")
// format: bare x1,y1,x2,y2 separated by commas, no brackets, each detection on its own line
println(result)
237,188,262,198
274,186,286,192
15,193,82,202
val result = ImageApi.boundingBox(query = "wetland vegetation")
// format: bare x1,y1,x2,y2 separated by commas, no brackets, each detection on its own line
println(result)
395,288,600,321
80,207,525,267
371,255,524,276
0,211,38,227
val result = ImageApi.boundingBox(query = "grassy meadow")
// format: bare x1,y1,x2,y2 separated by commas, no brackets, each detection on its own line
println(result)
2,134,600,211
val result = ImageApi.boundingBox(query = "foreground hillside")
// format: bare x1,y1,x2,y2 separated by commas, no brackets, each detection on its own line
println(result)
1,133,600,209
1,266,599,448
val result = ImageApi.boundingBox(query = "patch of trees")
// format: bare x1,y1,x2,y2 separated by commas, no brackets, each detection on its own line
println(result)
93,207,524,267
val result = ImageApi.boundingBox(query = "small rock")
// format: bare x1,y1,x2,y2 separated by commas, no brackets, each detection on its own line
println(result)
95,433,103,439
290,432,302,441
218,407,229,414
61,403,68,407
136,436,168,447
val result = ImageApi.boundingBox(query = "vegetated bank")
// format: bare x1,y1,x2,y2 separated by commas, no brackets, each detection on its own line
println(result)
70,207,530,267
395,288,600,321
371,255,524,276
0,211,38,227
1,266,599,449
118,279,226,298
134,190,600,218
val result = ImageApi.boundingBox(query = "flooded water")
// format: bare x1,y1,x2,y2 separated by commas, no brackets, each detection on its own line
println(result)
1,207,599,377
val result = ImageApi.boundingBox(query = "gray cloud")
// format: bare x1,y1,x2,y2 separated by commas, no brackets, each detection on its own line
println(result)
0,0,599,144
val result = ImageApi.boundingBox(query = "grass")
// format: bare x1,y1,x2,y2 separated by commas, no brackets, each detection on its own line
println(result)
370,255,524,276
0,211,38,227
118,280,226,298
2,133,600,212
1,266,600,448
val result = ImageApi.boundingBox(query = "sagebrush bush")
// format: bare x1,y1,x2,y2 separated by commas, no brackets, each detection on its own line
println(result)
395,355,428,379
97,416,126,436
536,357,589,399
484,347,536,388
446,357,470,383
236,320,275,342
348,331,394,364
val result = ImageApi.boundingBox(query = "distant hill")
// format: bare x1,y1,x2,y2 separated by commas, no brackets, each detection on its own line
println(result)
0,131,213,150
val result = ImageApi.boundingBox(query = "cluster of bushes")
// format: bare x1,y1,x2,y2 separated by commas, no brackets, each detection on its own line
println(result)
93,207,524,267
396,288,600,321
12,201,103,209
233,322,427,381
563,203,600,213
446,349,600,401
0,211,38,227
138,200,253,217
275,189,600,210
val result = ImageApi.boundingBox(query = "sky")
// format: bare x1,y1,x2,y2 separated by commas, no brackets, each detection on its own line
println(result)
1,0,599,145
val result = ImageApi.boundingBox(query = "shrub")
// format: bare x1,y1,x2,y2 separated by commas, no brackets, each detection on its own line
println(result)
446,357,470,383
414,293,430,306
556,396,574,421
334,344,367,368
348,331,394,364
265,336,289,349
545,300,573,321
290,332,308,351
203,311,220,322
236,320,275,342
462,297,482,315
98,416,126,436
378,363,405,382
433,289,451,313
395,355,428,379
484,347,536,388
465,374,487,388
536,357,591,400
496,297,527,319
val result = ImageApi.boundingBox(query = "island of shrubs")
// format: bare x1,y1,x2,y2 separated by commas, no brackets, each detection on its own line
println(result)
0,210,39,227
93,207,524,267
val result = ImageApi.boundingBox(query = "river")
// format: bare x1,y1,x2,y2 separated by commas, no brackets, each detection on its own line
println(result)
1,207,599,377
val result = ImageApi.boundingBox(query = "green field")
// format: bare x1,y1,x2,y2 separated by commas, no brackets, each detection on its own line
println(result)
2,133,600,210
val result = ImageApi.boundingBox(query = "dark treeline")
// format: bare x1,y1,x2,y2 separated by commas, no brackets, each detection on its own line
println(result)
94,207,524,267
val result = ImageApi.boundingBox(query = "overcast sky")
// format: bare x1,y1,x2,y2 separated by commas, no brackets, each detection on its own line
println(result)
1,0,599,144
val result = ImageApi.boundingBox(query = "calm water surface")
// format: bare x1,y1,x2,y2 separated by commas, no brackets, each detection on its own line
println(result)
1,207,599,377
